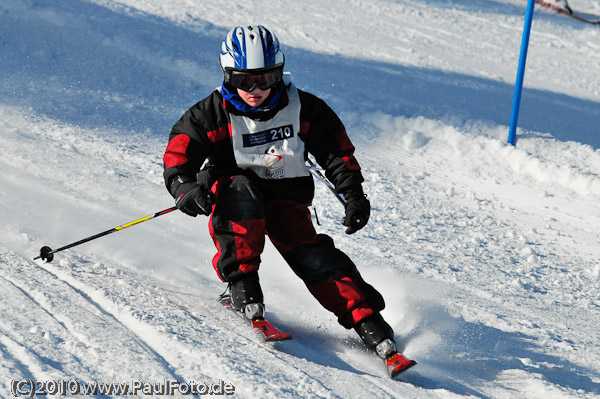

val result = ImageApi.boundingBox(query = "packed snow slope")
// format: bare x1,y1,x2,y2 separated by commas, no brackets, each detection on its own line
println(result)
1,0,599,398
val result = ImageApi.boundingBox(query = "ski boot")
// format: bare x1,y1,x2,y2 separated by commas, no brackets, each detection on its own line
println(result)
225,275,291,341
355,314,417,378
230,275,264,320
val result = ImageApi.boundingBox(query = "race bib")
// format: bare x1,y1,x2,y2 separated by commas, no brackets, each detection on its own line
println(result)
229,80,309,179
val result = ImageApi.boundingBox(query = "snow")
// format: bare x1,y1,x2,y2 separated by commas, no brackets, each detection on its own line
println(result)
1,0,599,397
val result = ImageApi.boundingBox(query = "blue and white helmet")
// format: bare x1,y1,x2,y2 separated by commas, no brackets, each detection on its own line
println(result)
220,25,285,74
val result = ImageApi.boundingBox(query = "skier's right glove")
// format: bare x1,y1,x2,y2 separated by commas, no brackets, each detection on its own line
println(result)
172,173,216,217
342,187,370,235
175,183,215,217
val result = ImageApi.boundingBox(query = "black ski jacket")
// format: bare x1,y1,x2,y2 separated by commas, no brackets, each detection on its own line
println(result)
163,82,365,205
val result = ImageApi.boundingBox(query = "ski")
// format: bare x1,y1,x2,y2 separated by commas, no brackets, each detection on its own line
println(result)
385,352,417,379
218,295,292,342
250,319,292,342
534,0,600,25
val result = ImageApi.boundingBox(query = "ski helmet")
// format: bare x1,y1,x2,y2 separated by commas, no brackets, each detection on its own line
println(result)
220,25,285,91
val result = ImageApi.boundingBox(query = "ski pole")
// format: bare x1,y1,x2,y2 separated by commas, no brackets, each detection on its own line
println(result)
33,206,177,262
306,158,346,206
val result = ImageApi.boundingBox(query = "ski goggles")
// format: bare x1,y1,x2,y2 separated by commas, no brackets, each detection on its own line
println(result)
226,67,283,92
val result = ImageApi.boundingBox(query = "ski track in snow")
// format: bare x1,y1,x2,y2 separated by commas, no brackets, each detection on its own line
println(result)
1,0,600,398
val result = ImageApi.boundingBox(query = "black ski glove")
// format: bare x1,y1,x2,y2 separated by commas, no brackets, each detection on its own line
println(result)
196,167,220,193
173,169,219,217
175,183,215,216
342,188,370,235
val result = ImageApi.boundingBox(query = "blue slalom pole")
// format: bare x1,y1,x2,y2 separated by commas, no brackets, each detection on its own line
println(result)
508,0,536,146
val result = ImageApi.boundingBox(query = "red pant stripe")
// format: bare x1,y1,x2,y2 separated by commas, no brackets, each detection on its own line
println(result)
308,275,375,328
232,219,264,274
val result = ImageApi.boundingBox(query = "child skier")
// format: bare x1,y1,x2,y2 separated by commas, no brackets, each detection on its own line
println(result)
163,25,414,376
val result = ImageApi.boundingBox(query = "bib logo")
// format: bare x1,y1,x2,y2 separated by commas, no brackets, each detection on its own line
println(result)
261,145,284,178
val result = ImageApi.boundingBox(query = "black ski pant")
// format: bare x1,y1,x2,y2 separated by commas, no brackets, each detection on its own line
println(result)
208,175,385,328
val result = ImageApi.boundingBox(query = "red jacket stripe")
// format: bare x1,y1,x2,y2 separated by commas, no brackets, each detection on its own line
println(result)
207,125,230,143
163,134,191,168
336,129,360,171
300,121,310,135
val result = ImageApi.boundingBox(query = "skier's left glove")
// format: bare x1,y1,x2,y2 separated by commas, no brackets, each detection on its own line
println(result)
342,187,370,235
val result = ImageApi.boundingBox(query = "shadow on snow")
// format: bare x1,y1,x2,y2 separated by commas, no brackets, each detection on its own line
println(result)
399,303,600,398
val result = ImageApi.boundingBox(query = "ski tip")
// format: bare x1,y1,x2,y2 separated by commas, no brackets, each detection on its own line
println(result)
386,353,417,379
251,319,293,342
263,333,293,342
389,360,417,379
